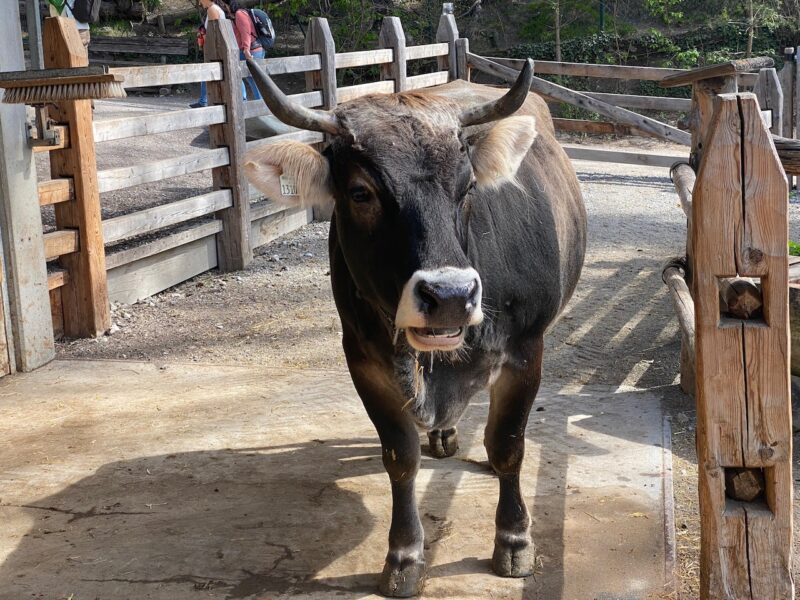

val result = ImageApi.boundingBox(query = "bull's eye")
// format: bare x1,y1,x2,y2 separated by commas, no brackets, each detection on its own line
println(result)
349,185,372,204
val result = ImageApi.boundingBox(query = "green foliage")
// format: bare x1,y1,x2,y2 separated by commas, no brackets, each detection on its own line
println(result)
790,241,800,257
143,0,162,12
644,0,684,25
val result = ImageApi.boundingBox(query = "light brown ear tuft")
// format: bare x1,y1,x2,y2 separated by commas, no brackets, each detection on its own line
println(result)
244,141,334,208
469,116,538,188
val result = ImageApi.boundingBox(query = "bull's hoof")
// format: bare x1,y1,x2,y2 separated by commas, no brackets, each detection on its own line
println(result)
378,558,426,597
492,537,536,578
427,428,458,458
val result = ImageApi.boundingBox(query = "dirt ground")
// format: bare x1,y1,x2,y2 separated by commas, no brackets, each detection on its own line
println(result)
41,114,800,597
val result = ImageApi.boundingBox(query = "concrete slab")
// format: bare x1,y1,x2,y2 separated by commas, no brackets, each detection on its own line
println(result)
0,360,672,599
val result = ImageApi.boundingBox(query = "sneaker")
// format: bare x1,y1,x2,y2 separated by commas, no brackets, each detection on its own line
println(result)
190,101,207,108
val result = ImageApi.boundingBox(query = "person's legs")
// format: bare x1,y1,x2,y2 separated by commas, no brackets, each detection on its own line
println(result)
239,50,248,101
191,81,208,108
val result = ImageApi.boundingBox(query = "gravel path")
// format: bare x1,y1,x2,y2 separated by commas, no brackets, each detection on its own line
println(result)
57,138,800,597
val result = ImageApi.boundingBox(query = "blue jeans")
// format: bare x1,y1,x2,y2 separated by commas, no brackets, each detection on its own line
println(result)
241,48,265,101
197,48,265,105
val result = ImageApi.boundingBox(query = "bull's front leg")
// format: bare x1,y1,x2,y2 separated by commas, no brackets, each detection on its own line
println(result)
349,363,425,597
484,336,543,578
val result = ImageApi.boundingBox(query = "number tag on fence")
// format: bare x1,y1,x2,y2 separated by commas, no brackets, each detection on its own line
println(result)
279,174,299,197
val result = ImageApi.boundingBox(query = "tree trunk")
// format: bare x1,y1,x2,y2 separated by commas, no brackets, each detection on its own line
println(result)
554,0,561,62
746,0,754,58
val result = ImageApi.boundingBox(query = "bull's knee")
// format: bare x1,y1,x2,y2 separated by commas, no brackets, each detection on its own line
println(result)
382,446,419,483
485,435,524,476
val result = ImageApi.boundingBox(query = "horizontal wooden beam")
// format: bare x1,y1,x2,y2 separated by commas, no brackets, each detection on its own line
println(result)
47,269,69,291
243,90,323,119
406,43,449,60
97,147,229,193
406,71,449,90
563,144,686,167
660,56,774,88
553,118,657,137
772,135,800,175
93,106,226,143
238,54,323,79
111,63,222,89
245,129,325,152
338,80,395,103
468,53,692,146
251,206,311,249
43,229,79,260
105,220,222,270
583,91,691,112
38,178,73,206
250,199,290,221
335,48,393,69
32,125,69,153
103,189,233,244
486,56,685,81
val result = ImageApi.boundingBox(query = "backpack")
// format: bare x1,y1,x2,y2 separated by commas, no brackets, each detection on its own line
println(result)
68,0,101,24
247,8,275,50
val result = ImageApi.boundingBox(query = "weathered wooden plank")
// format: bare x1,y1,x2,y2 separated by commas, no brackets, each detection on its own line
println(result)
563,145,685,167
104,220,222,270
238,53,322,78
45,16,111,338
245,130,325,152
468,53,692,146
406,71,449,91
335,48,393,69
338,80,395,103
487,56,686,81
778,51,794,138
661,57,773,88
32,125,69,152
456,38,469,82
435,14,458,81
38,178,73,206
243,90,323,120
584,92,691,112
753,68,784,134
97,147,229,193
103,190,232,244
107,232,218,304
49,286,63,340
305,18,336,111
110,62,222,89
0,3,54,370
554,118,657,137
93,105,226,142
249,199,289,222
379,17,407,93
406,43,449,61
43,229,79,260
250,206,311,249
47,269,68,290
205,19,251,272
91,41,189,55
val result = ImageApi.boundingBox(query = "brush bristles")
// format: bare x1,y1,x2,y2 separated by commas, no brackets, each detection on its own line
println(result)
2,81,127,104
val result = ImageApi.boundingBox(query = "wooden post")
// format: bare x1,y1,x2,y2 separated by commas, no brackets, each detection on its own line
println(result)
436,13,458,81
455,37,470,82
753,67,784,134
305,17,335,221
778,48,794,138
26,0,45,69
0,1,53,371
305,17,336,111
204,19,251,272
379,17,407,93
44,17,110,338
693,93,793,599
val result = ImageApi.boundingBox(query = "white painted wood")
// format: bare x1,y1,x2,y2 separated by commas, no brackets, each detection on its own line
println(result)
103,190,232,244
0,1,53,371
93,106,226,142
108,234,218,304
97,147,229,193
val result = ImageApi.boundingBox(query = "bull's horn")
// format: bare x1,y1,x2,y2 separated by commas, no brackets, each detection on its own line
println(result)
459,58,534,127
246,58,342,135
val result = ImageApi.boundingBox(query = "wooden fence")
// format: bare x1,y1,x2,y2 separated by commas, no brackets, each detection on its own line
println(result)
37,14,458,338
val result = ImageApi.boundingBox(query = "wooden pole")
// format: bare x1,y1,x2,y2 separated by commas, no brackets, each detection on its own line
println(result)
26,0,44,69
0,0,53,371
754,67,784,134
435,13,458,81
379,17,407,93
662,260,695,395
204,19,251,272
44,17,110,338
693,92,793,599
455,37,470,82
778,48,794,138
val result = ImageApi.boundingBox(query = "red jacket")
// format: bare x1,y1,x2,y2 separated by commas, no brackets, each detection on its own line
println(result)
233,9,260,52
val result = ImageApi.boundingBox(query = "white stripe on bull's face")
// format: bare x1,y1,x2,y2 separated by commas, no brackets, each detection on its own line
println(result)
395,267,483,352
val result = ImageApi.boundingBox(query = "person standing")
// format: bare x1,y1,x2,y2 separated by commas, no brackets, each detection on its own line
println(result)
190,0,226,108
225,0,265,101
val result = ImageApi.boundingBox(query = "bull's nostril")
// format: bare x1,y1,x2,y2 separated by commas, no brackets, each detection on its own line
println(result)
416,281,439,314
467,279,480,303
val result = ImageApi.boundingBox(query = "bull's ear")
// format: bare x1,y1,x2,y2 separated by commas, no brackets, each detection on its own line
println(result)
243,141,334,208
468,116,538,188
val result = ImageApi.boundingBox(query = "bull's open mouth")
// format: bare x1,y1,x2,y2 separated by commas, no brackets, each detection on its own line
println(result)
406,327,465,351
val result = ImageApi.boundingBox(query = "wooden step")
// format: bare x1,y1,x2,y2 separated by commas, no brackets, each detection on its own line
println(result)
38,178,73,206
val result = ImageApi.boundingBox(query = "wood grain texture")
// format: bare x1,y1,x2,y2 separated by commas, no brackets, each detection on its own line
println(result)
405,43,449,60
32,125,69,152
243,90,323,119
435,14,458,81
205,19,251,272
563,145,685,168
661,57,774,88
455,38,470,82
379,17,407,92
43,229,79,260
337,80,394,103
304,18,337,111
335,48,393,69
237,54,322,79
752,68,783,134
406,71,449,90
250,207,311,249
47,269,68,290
44,16,110,338
93,106,226,142
110,62,222,89
487,56,685,80
104,221,222,270
38,178,73,206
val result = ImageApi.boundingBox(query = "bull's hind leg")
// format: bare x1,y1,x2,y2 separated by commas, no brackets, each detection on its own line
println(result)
484,336,543,578
427,427,458,458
